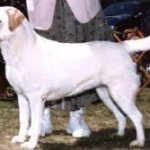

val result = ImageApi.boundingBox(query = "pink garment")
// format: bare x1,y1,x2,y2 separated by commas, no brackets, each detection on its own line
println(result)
26,0,101,30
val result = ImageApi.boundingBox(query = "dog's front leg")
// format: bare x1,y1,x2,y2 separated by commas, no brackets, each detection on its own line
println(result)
21,95,44,149
11,94,30,144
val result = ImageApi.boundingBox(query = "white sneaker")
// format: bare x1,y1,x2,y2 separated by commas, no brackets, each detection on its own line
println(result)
27,108,52,137
66,108,91,138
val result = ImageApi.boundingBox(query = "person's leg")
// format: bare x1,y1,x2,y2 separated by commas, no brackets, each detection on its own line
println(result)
65,90,100,137
28,101,91,138
27,108,52,137
66,108,91,137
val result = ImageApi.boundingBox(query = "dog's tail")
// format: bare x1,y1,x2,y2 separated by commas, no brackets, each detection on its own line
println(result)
122,35,150,53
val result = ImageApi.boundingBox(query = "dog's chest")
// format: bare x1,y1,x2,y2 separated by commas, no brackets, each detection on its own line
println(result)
5,64,25,93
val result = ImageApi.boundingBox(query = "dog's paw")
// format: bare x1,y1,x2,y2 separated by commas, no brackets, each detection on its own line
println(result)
21,141,37,149
130,139,145,147
11,135,26,144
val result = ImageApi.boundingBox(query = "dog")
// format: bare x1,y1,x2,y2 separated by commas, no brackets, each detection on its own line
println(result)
0,6,150,149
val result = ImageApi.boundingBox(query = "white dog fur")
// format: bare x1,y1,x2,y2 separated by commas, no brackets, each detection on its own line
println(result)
0,6,150,149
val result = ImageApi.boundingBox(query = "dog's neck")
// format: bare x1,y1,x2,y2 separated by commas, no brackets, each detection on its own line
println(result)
0,19,37,65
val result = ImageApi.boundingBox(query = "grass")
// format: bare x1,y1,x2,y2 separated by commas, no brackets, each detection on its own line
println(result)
0,88,149,150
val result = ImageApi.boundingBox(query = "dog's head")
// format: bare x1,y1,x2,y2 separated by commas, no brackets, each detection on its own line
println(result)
0,6,25,41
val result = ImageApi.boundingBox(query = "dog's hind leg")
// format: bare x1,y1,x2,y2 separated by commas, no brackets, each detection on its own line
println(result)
96,87,126,136
27,108,52,137
108,78,145,147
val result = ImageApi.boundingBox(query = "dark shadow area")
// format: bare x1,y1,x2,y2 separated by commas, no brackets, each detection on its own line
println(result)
40,128,150,150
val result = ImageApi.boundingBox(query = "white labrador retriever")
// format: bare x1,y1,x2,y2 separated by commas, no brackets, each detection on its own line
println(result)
0,6,149,149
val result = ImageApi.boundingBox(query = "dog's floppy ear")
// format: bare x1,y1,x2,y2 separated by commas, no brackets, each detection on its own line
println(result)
6,8,25,31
